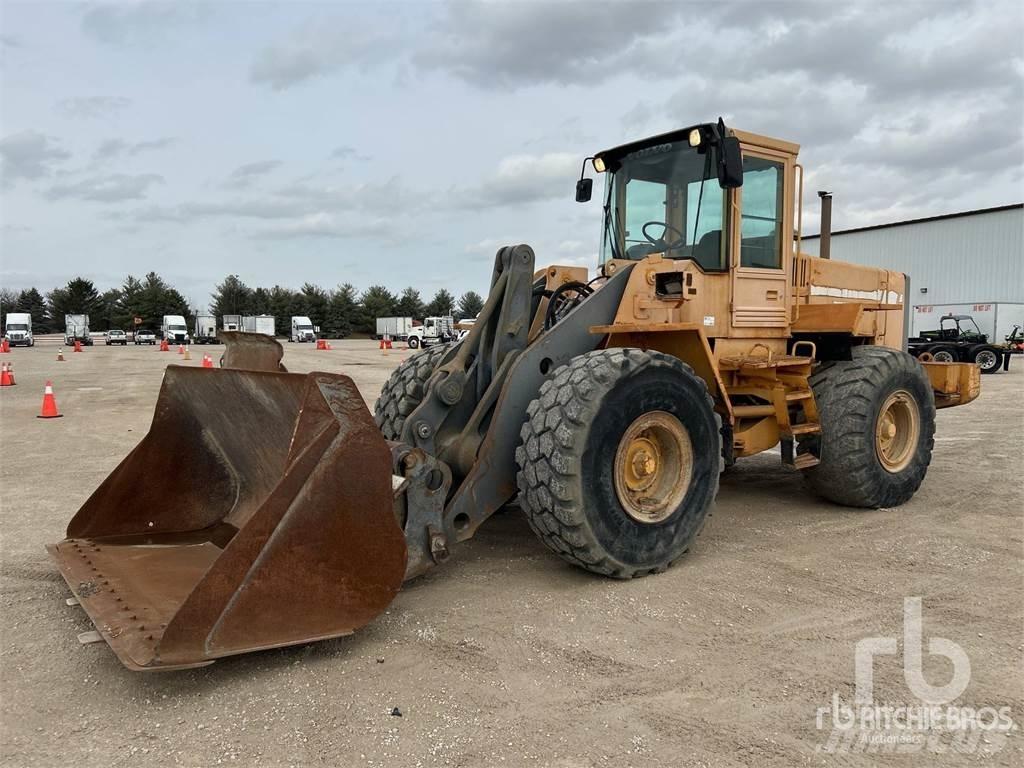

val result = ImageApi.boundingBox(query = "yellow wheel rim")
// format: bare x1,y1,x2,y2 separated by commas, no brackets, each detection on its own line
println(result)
613,411,693,524
875,390,920,473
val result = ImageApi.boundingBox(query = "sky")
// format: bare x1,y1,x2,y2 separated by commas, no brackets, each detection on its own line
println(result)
1,0,1021,311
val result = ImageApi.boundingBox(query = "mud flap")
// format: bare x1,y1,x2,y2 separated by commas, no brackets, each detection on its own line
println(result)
48,366,406,670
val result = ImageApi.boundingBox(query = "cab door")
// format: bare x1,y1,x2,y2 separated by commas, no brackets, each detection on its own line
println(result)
729,147,793,331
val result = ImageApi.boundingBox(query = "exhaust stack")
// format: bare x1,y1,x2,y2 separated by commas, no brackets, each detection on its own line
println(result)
818,190,832,260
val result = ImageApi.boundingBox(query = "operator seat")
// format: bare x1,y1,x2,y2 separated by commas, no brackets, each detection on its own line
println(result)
693,230,722,270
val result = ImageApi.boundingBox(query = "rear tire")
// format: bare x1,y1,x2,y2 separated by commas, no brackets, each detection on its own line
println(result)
799,346,935,508
374,343,454,441
515,349,722,579
930,346,956,363
408,336,420,349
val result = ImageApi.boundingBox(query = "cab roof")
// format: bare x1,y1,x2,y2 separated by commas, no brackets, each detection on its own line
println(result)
594,123,800,168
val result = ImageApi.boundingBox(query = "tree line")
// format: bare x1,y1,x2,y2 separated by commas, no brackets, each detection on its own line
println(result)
0,273,486,339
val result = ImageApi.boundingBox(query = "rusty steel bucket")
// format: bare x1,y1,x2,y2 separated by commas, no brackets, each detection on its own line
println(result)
48,366,406,670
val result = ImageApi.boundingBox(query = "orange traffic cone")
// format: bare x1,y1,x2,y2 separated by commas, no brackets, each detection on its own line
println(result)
6,363,14,385
37,381,62,418
0,362,13,386
160,339,169,352
326,341,332,350
0,338,9,353
177,344,184,355
73,340,82,353
316,339,326,350
202,354,214,369
57,348,65,362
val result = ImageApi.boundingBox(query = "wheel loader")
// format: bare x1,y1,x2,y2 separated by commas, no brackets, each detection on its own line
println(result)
49,119,981,670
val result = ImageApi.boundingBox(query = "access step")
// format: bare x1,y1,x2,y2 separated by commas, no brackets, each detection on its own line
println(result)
789,423,821,436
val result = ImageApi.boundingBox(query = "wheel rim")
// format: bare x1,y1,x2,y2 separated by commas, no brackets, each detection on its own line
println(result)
875,390,921,473
613,411,693,524
932,350,954,362
975,350,997,369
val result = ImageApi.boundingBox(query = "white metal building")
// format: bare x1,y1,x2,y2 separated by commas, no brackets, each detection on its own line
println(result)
801,204,1023,342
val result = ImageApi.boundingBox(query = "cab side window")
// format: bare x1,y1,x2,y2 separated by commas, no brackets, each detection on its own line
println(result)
740,157,784,269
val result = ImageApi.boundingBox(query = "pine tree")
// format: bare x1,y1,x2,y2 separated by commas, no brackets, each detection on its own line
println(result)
425,288,455,318
268,286,301,337
116,276,146,329
95,288,124,331
396,287,426,319
47,277,105,329
300,283,330,329
210,275,253,318
15,287,50,333
358,285,398,334
456,291,484,321
0,288,18,334
326,283,358,338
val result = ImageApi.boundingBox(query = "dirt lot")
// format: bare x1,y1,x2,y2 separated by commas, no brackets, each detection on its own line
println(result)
1,338,1021,767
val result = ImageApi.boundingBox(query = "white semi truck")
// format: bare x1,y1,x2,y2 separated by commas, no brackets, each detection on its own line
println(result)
222,314,242,332
64,314,93,346
407,316,456,349
193,314,218,344
161,315,190,345
4,312,34,347
290,316,316,343
241,315,276,337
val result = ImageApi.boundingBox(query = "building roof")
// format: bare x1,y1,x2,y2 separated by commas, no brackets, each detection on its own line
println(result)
802,203,1022,239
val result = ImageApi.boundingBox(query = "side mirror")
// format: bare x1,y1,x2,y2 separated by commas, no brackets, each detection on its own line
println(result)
575,177,593,202
716,136,743,189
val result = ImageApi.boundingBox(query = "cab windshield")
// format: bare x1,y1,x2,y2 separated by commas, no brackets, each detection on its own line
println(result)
7,323,28,331
600,142,726,270
297,324,313,330
168,324,186,331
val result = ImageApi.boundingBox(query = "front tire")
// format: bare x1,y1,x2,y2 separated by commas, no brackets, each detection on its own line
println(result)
799,346,935,508
407,336,420,349
515,349,722,579
374,342,454,440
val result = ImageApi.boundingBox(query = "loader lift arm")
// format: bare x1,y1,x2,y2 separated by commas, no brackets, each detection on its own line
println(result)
395,245,633,578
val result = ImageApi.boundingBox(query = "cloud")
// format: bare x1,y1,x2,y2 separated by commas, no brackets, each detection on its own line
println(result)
223,160,282,189
80,2,205,45
1,34,22,49
46,173,164,202
93,136,175,162
57,96,133,119
252,212,392,240
414,1,689,88
330,145,370,162
603,0,1023,229
0,131,71,184
110,175,423,242
453,152,578,208
463,236,519,260
249,15,403,90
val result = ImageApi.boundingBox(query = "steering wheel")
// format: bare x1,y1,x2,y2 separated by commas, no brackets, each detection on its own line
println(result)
642,221,685,251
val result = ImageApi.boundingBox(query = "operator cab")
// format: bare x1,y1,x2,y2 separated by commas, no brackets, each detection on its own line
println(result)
579,120,787,275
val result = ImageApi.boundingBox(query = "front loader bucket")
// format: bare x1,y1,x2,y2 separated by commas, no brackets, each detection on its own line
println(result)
47,366,406,671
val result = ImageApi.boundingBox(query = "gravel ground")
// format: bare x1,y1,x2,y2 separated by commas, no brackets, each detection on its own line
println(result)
1,338,1021,767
